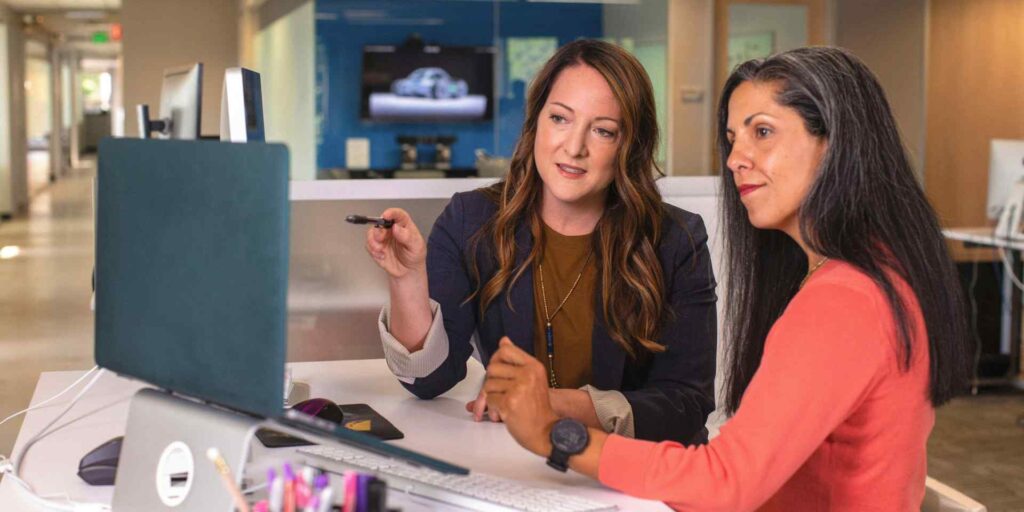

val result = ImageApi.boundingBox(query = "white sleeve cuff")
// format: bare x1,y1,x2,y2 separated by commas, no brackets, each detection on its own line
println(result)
581,385,636,438
379,299,451,384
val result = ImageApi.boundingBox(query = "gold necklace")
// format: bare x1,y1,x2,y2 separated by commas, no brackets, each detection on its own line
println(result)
538,252,593,388
799,256,830,289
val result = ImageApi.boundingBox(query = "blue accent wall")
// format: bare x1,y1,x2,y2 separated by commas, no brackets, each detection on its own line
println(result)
315,0,603,171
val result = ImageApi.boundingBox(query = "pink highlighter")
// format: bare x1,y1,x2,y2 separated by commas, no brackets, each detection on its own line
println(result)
294,472,310,508
343,472,358,512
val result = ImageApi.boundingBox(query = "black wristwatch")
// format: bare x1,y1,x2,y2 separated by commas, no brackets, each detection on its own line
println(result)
546,418,589,472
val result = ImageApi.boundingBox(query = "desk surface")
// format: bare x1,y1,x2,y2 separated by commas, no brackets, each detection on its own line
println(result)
943,227,1024,251
0,360,668,511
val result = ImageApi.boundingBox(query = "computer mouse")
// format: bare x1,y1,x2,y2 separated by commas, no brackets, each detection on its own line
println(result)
292,398,344,425
78,435,123,486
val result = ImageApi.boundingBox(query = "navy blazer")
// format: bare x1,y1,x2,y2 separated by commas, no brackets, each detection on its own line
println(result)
402,189,718,444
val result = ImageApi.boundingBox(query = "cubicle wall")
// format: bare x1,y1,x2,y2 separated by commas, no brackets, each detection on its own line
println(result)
288,176,726,430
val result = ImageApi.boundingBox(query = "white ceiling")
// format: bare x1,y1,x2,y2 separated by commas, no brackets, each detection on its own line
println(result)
3,0,119,10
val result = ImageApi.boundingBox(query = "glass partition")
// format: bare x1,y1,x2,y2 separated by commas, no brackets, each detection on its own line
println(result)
314,0,668,180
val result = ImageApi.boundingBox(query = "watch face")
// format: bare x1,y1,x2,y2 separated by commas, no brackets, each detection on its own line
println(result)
551,419,589,454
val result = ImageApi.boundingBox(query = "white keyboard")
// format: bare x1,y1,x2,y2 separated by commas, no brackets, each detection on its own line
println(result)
297,445,617,512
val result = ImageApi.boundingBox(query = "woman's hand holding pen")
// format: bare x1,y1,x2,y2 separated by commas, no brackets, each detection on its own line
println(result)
365,208,432,353
484,338,559,457
364,208,426,280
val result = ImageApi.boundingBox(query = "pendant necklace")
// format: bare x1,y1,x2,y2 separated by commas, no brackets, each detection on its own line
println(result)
538,251,593,388
799,257,830,289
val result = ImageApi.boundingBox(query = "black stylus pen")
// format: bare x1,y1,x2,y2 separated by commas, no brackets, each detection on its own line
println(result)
346,214,394,228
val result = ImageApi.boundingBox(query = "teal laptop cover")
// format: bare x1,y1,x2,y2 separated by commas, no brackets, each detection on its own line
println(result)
96,138,468,475
96,138,290,419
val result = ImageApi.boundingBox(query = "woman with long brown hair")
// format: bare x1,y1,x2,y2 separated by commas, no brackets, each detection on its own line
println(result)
364,39,718,443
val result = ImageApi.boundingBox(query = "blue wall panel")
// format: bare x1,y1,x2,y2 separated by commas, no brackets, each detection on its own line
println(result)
315,0,603,171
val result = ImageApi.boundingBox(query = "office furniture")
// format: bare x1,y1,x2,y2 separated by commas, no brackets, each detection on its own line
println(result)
81,112,111,153
0,360,669,511
943,228,1024,388
923,477,987,512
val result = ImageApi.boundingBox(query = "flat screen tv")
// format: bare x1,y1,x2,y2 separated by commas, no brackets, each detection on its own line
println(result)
360,44,495,122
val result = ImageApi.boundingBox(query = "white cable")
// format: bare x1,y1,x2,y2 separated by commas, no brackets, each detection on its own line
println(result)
997,246,1024,291
968,260,982,393
243,482,268,495
0,368,112,511
0,366,98,428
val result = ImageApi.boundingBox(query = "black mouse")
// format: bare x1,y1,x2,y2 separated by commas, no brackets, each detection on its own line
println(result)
292,397,344,425
78,436,123,486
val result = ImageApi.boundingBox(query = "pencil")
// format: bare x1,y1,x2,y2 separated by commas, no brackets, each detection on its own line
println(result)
206,447,251,512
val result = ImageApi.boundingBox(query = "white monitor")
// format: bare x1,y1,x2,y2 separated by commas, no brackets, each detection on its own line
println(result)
137,63,203,139
986,139,1024,220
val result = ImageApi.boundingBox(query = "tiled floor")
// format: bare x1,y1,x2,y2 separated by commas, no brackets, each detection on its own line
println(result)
0,164,1022,510
0,161,95,458
928,389,1024,511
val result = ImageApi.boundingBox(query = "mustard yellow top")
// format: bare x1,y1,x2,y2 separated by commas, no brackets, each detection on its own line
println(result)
531,222,598,389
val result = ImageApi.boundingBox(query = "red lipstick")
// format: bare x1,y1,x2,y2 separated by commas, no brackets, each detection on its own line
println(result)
738,184,763,197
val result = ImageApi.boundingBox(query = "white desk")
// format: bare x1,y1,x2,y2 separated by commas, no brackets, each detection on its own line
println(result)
943,227,1024,385
942,227,1024,252
0,360,669,511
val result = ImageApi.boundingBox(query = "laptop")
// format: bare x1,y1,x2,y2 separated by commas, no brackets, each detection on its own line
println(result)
95,138,466,509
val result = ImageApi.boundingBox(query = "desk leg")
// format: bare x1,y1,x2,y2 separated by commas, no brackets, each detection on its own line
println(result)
1006,251,1023,379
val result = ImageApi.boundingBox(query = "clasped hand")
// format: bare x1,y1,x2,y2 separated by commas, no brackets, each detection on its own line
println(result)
480,338,559,457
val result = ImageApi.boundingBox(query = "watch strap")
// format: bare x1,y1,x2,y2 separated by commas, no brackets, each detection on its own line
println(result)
546,447,570,472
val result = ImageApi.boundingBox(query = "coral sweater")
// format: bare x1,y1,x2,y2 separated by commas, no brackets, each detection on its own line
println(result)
598,261,934,511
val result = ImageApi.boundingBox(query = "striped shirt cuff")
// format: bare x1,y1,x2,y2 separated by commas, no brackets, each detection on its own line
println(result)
582,385,636,438
379,299,450,384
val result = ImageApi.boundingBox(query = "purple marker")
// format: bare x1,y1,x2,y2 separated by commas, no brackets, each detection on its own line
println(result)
314,474,329,492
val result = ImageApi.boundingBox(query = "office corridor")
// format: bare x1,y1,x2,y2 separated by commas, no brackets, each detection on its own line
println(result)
0,163,96,456
0,163,1022,508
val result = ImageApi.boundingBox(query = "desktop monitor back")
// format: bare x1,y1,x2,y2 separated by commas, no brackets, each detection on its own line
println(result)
159,64,203,139
137,64,203,140
95,138,289,418
986,139,1024,220
220,67,265,143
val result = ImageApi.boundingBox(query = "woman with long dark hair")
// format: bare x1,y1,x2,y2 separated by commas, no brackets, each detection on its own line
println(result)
364,39,718,443
484,46,973,511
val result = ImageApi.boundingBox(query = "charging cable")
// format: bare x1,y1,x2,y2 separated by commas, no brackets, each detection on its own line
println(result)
997,246,1024,292
0,367,111,511
0,366,98,428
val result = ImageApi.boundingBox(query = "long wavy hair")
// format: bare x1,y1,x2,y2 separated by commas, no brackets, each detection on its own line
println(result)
466,39,669,357
719,47,973,413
